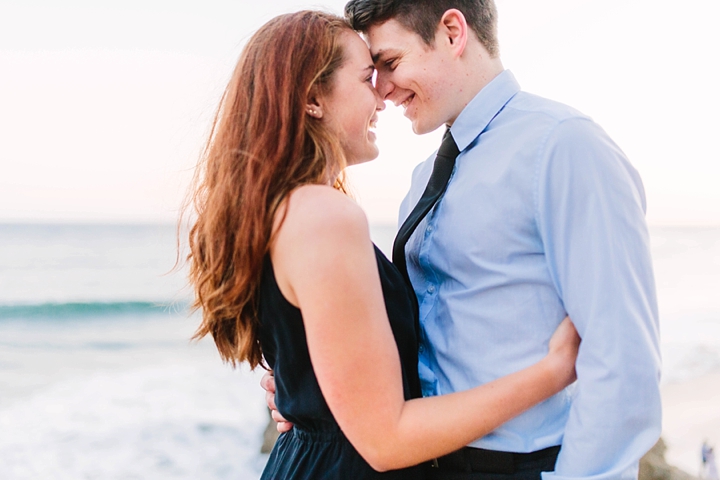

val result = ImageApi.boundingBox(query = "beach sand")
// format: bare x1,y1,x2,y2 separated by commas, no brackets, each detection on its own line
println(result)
662,372,720,476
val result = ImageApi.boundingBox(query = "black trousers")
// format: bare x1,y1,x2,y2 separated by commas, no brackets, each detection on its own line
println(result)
424,446,561,480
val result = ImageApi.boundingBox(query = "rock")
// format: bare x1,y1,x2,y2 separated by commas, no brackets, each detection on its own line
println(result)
640,438,698,480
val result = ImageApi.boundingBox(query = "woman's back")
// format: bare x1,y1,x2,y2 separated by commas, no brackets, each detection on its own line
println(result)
258,243,424,479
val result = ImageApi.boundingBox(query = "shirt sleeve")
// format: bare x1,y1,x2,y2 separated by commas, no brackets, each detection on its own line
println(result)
535,117,662,480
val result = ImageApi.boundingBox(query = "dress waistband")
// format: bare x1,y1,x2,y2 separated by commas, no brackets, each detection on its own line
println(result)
290,425,345,443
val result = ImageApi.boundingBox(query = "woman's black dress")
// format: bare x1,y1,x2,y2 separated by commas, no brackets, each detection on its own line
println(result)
258,245,425,479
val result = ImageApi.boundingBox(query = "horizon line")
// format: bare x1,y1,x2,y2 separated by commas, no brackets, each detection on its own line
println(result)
1,219,719,229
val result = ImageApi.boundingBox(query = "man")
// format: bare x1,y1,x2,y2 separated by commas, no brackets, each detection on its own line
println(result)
266,1,661,478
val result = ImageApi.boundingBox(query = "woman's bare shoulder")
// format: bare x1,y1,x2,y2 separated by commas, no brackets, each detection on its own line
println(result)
277,185,369,241
271,185,373,305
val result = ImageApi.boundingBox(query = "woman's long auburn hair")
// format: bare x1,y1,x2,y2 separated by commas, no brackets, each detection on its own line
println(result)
186,11,353,368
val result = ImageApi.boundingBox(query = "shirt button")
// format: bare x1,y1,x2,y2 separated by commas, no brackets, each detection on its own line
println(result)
427,285,435,293
426,225,433,233
419,344,425,353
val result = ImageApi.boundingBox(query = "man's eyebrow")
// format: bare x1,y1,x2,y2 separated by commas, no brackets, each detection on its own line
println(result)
371,49,389,64
372,48,400,64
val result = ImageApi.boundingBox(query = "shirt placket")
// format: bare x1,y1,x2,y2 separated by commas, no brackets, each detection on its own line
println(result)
414,208,444,395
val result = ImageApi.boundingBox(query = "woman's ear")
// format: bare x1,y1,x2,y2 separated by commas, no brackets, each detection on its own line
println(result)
439,9,468,58
306,94,324,119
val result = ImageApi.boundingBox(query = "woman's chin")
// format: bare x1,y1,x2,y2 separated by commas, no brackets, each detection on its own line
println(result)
346,146,380,167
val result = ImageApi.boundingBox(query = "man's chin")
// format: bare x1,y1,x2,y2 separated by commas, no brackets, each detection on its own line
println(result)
411,118,441,136
409,116,424,135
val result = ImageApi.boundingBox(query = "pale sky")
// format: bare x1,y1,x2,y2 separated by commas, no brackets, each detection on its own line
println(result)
1,0,718,226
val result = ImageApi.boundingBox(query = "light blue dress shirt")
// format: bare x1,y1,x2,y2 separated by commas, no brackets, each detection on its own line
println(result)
399,70,662,480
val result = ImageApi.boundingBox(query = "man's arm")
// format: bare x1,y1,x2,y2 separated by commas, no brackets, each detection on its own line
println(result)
536,118,662,480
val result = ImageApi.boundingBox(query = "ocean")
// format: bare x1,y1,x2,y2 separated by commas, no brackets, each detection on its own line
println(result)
1,223,719,479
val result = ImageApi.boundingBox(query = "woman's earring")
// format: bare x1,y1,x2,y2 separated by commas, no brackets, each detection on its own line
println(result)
306,107,321,118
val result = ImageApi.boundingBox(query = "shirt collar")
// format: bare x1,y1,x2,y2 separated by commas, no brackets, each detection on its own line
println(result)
450,69,521,152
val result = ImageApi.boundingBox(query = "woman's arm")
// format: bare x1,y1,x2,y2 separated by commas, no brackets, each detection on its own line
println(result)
272,186,579,472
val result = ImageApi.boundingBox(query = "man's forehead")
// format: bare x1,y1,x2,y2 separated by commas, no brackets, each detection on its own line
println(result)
365,20,424,62
365,30,401,63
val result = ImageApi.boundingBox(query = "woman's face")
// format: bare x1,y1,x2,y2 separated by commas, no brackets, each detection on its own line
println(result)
319,31,385,167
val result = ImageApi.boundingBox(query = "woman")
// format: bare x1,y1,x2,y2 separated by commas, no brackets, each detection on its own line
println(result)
186,10,579,479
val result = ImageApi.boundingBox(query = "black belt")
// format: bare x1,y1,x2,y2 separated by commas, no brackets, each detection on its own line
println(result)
430,445,561,474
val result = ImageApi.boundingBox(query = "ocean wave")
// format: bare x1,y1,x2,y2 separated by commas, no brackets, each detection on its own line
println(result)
0,301,189,320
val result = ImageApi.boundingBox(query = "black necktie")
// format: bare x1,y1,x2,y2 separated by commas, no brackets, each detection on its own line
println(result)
392,128,460,285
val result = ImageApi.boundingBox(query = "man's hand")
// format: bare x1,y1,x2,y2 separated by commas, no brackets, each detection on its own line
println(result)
260,370,294,433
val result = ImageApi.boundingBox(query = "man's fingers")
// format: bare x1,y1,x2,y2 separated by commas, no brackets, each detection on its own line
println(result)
260,369,293,432
265,389,277,410
261,370,278,411
271,409,288,423
276,421,293,434
260,370,276,393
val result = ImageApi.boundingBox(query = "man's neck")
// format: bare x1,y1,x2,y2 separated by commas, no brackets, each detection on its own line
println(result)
447,49,504,126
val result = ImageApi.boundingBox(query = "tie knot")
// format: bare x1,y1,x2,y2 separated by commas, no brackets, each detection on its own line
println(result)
438,128,460,160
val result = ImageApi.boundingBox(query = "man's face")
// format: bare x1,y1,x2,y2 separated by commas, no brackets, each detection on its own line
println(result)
367,19,458,135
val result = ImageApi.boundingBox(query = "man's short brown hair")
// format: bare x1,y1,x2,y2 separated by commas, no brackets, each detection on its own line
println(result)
344,0,499,57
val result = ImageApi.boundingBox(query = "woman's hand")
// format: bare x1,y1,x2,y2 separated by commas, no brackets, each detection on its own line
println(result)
546,316,581,389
